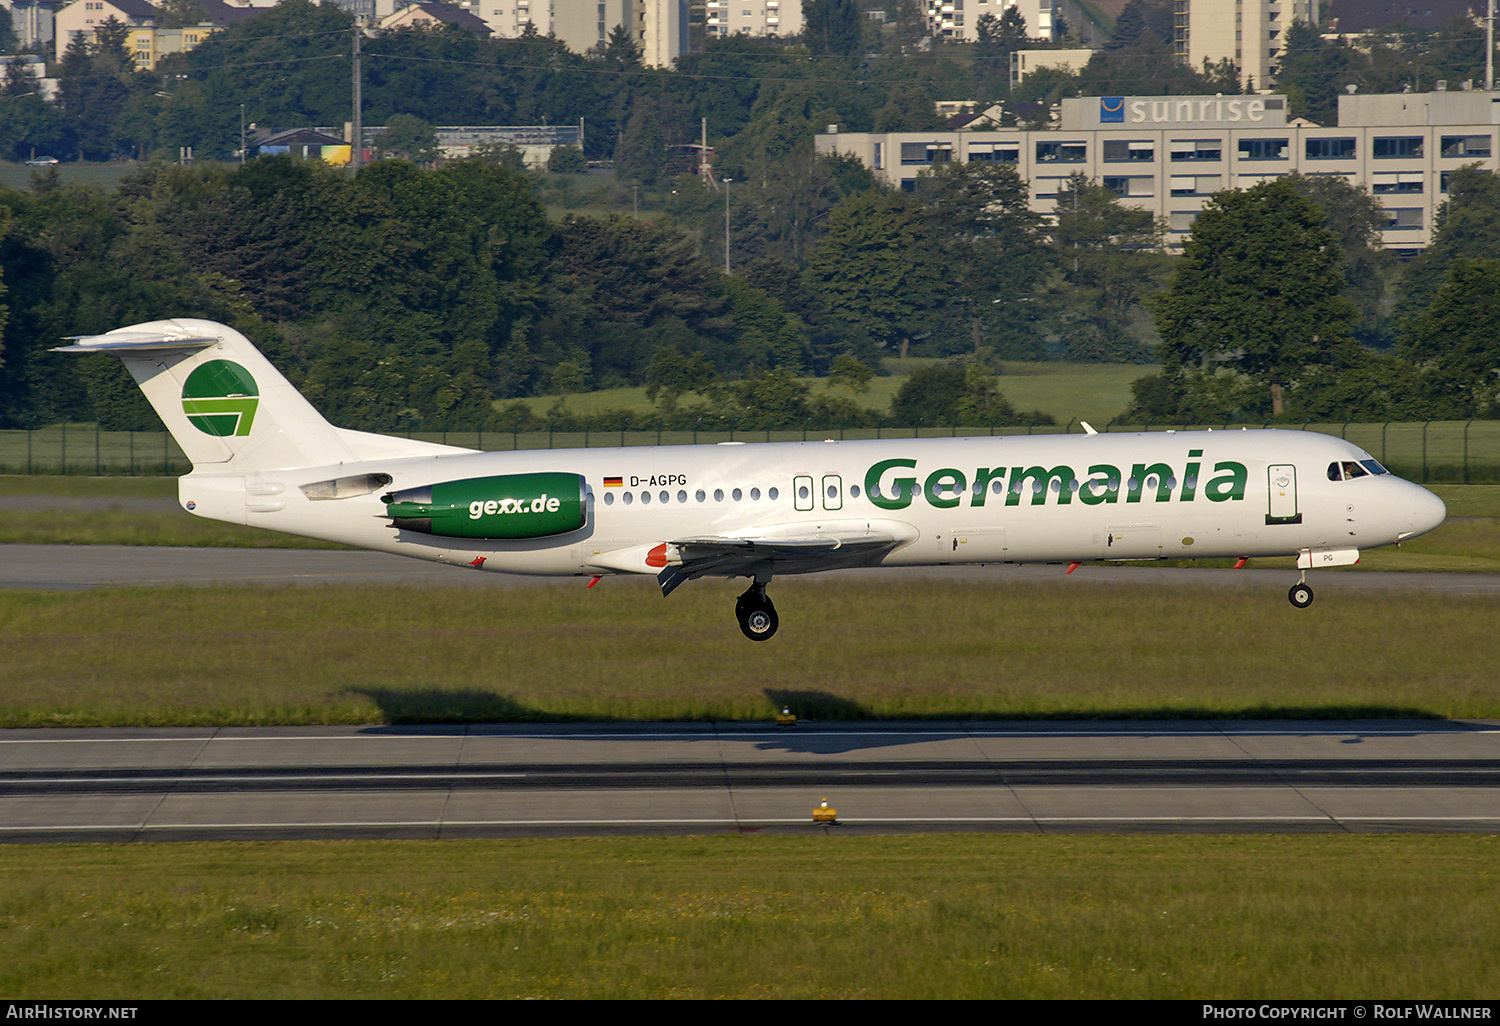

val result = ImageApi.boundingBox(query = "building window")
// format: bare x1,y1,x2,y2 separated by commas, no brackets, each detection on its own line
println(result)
1035,176,1074,198
1373,136,1423,159
1168,211,1197,232
1103,175,1153,197
1036,141,1086,163
1384,208,1423,230
1372,172,1423,194
1306,137,1356,160
1169,174,1219,196
968,143,1019,163
1440,134,1492,158
1237,137,1287,161
900,142,951,165
1169,139,1221,162
1102,139,1154,162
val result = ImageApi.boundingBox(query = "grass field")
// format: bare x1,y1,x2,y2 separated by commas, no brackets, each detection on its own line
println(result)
8,416,1500,482
2,834,1496,999
4,577,1499,726
0,160,151,193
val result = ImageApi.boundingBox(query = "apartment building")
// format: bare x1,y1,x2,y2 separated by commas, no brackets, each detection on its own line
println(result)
702,0,800,40
815,88,1500,251
466,0,687,67
1176,0,1318,88
925,0,1053,42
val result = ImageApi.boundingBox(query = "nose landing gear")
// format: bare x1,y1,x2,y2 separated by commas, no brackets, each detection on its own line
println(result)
1288,575,1314,609
735,580,779,641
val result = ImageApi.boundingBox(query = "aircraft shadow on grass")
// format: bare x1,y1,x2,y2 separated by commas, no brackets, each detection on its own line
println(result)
350,687,568,726
346,685,1449,755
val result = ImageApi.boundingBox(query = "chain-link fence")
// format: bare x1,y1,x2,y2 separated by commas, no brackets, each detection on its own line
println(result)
3,419,1498,483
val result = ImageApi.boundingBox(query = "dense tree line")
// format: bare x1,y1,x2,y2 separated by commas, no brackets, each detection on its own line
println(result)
1129,168,1500,422
3,0,1499,430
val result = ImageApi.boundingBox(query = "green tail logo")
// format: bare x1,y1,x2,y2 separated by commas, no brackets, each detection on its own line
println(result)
181,360,260,437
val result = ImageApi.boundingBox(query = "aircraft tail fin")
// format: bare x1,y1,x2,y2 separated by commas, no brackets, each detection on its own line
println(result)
57,318,378,473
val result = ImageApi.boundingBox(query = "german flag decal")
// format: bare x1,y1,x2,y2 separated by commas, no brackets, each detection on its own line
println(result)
603,476,623,487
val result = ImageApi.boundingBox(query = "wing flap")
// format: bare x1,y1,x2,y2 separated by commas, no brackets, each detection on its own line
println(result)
655,523,915,596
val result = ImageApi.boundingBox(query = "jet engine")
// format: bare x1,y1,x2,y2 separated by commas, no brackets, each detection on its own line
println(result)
382,473,588,539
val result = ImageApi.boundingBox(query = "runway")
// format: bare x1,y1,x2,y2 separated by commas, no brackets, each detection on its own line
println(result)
7,543,1500,595
5,721,1500,842
6,547,1499,844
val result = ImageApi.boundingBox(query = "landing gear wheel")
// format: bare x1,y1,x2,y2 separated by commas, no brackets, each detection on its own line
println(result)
735,583,779,641
1288,582,1314,609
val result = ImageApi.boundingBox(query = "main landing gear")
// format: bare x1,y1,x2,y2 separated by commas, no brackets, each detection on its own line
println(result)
735,580,779,641
1288,574,1314,609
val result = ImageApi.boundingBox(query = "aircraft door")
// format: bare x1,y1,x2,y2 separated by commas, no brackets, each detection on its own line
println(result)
794,475,814,512
1267,464,1302,524
822,475,843,511
1103,524,1162,559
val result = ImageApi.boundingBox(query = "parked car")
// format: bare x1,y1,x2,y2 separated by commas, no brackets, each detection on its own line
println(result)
24,156,58,167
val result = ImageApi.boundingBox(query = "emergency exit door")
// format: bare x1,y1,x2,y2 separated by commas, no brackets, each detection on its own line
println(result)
1266,464,1301,524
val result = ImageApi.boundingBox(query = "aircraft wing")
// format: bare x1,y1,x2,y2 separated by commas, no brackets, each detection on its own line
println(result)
655,524,912,596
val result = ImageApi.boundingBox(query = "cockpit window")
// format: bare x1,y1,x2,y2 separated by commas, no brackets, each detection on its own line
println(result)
1330,459,1388,481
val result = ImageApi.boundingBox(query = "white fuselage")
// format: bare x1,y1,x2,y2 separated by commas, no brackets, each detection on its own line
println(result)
179,428,1447,580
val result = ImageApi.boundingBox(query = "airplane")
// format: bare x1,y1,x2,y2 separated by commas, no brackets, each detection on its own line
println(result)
57,318,1448,640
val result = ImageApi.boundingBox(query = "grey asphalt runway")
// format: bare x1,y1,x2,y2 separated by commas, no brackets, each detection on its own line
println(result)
7,542,1500,594
5,545,1499,845
5,721,1500,842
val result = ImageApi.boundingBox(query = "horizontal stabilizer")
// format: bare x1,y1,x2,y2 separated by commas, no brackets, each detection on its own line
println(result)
53,332,221,354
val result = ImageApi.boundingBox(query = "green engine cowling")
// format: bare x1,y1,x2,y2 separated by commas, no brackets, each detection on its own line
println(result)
382,473,588,539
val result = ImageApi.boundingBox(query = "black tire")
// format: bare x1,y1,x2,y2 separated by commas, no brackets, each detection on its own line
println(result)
738,596,779,641
1288,582,1314,609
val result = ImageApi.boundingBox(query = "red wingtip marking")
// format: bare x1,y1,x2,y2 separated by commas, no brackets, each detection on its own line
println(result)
1233,557,1247,569
645,543,668,568
1066,561,1080,575
587,575,603,588
469,556,487,568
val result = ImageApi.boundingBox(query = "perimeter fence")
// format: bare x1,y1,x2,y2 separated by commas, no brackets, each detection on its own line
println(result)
3,419,1500,484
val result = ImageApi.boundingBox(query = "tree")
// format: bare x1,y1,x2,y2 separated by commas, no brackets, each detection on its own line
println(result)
888,361,1037,427
547,145,587,173
1397,167,1500,324
375,114,441,165
1398,258,1500,416
645,345,718,419
56,18,149,160
802,191,945,364
1150,180,1359,417
802,0,861,57
910,160,1052,358
1280,172,1395,346
1047,173,1167,361
1108,2,1146,49
827,353,873,395
598,24,642,68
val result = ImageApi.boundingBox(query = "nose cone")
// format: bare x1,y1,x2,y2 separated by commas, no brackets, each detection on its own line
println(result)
1401,484,1446,541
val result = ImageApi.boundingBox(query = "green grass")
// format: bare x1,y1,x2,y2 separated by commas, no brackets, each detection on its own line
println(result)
524,358,1151,429
4,578,1499,726
1,835,1496,998
0,160,153,193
